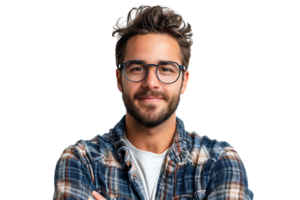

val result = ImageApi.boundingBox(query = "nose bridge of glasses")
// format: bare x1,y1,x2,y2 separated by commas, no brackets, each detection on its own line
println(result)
145,64,159,80
145,64,159,69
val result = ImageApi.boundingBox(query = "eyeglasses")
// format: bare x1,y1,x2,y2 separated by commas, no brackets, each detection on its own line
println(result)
118,60,186,84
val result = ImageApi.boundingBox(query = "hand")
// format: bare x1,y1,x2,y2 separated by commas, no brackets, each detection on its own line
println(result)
88,191,106,200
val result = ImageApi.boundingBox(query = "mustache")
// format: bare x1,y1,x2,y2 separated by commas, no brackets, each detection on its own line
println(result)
135,91,167,99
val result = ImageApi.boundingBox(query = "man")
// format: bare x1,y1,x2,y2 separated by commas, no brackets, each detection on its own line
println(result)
53,5,253,200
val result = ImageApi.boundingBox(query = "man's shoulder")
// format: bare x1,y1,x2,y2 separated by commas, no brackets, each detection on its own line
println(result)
186,131,236,164
187,131,231,147
60,132,117,165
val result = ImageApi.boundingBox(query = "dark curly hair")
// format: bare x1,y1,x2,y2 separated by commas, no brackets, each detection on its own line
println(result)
112,5,193,69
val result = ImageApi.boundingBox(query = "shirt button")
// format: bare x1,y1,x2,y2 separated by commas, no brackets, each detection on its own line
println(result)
133,176,137,180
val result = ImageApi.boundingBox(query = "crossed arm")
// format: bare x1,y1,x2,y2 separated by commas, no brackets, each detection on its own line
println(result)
89,191,105,200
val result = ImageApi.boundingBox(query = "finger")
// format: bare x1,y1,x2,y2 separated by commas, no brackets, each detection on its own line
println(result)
92,191,106,200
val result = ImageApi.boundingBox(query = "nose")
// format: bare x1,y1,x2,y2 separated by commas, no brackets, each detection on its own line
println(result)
143,66,160,87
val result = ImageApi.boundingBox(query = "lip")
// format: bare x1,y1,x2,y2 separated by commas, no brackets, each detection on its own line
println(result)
138,96,163,103
139,96,163,99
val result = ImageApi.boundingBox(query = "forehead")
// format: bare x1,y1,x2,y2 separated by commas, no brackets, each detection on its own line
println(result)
124,33,182,64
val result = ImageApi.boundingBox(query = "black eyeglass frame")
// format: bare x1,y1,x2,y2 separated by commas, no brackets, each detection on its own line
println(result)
118,60,187,84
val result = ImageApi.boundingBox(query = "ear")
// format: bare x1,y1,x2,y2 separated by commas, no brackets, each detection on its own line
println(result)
180,70,189,94
116,69,123,92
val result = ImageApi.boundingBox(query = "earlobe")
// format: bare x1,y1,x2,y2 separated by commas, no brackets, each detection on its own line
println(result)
180,70,189,94
115,85,122,94
184,73,191,95
114,68,122,93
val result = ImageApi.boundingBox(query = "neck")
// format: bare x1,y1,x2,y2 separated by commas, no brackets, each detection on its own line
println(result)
125,112,177,154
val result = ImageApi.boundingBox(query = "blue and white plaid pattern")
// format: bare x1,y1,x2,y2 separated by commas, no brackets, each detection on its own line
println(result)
54,116,253,200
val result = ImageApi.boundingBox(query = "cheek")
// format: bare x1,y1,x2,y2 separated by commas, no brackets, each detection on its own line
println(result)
122,80,140,97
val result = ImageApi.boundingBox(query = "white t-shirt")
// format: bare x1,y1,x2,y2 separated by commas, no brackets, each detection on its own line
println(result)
125,138,169,200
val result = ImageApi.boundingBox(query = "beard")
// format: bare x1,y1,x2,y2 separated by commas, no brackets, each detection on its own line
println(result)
122,87,181,128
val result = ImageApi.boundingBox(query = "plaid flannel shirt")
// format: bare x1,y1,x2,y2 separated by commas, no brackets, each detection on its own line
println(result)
53,116,253,200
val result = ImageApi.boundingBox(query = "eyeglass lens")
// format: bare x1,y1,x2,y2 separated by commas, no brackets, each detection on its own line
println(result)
124,61,180,83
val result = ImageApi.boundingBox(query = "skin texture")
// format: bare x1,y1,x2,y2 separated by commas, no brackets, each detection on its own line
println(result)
89,33,189,200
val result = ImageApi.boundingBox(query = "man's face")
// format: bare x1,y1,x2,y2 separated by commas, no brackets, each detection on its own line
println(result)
116,33,189,128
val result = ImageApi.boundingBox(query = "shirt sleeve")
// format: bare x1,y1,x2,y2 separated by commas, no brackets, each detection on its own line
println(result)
206,147,254,200
53,145,96,200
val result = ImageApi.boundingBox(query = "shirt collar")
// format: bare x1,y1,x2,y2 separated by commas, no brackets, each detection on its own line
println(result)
112,115,190,168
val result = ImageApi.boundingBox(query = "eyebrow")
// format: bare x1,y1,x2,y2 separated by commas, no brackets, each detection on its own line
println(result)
138,60,174,64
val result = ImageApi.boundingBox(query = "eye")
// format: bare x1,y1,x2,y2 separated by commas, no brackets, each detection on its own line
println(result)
161,67,171,72
131,67,145,72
